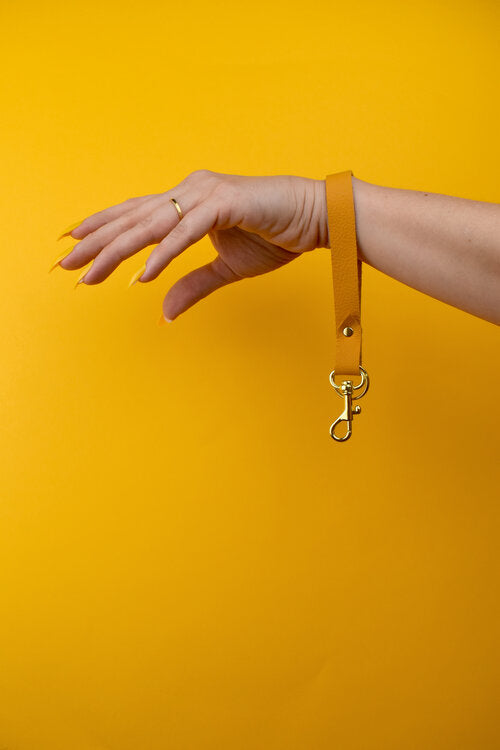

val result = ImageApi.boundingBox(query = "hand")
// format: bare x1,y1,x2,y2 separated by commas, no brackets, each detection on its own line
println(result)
57,169,328,321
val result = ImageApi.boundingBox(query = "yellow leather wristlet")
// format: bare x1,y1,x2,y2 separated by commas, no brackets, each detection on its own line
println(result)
325,170,369,441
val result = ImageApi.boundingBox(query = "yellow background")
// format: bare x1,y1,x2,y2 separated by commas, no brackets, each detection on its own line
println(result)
1,0,499,747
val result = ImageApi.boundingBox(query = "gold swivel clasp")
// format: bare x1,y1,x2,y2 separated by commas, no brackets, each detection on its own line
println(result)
329,365,369,442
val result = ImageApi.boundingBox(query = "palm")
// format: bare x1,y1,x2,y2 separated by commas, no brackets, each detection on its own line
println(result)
208,225,299,281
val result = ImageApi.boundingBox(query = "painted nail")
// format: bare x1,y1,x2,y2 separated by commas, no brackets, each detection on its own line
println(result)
57,219,84,241
74,266,90,289
158,313,173,325
48,247,71,273
128,262,147,288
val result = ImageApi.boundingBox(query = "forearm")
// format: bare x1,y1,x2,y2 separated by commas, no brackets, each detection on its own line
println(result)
335,176,500,325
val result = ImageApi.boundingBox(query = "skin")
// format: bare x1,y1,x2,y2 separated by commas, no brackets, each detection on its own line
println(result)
59,169,500,325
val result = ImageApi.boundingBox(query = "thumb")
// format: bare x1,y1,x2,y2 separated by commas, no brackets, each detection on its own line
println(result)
161,256,241,322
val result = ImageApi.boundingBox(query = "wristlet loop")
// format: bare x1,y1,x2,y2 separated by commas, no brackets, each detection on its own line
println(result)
325,170,369,441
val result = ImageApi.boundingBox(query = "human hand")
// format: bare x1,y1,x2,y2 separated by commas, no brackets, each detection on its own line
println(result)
53,169,328,321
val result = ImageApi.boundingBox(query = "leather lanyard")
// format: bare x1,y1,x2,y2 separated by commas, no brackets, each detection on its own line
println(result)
325,170,369,441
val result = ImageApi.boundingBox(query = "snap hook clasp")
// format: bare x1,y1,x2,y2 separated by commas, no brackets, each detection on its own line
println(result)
328,366,369,442
329,380,361,441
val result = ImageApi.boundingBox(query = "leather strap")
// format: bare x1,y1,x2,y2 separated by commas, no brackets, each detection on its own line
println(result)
325,170,363,381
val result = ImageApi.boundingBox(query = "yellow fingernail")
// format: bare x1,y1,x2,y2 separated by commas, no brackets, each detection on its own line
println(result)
74,266,90,289
158,313,173,325
57,219,84,241
128,263,147,288
48,247,73,273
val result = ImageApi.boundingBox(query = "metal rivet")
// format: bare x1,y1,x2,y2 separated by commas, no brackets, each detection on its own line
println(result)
343,326,354,337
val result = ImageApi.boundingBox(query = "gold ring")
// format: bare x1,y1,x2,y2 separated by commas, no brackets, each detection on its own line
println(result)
329,365,370,399
170,197,183,222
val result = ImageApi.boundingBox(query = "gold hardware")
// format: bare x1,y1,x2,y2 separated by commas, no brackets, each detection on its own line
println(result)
342,326,354,337
329,380,360,441
329,365,369,442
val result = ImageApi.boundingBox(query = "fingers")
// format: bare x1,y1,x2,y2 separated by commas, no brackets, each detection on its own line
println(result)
140,196,224,283
71,197,188,284
59,194,166,274
63,194,158,243
57,172,222,282
161,255,242,321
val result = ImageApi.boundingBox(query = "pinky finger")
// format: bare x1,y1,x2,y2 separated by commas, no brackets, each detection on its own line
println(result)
60,194,157,241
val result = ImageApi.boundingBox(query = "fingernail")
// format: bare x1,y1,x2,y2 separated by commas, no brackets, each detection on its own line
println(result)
48,245,76,273
128,262,147,288
158,313,173,325
57,219,84,241
74,266,90,289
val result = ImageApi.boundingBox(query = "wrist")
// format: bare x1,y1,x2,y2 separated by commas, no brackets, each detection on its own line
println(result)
317,174,378,260
315,178,330,249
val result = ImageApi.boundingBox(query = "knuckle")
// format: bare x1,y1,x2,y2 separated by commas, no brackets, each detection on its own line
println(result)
212,180,238,203
189,168,213,179
137,215,153,229
104,243,123,265
212,256,239,283
86,228,100,243
171,220,192,243
136,214,161,243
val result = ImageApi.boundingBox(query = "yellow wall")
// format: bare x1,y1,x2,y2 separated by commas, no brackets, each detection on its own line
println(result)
1,1,499,747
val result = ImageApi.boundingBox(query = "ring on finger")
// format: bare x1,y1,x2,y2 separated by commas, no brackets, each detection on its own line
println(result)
170,197,183,222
